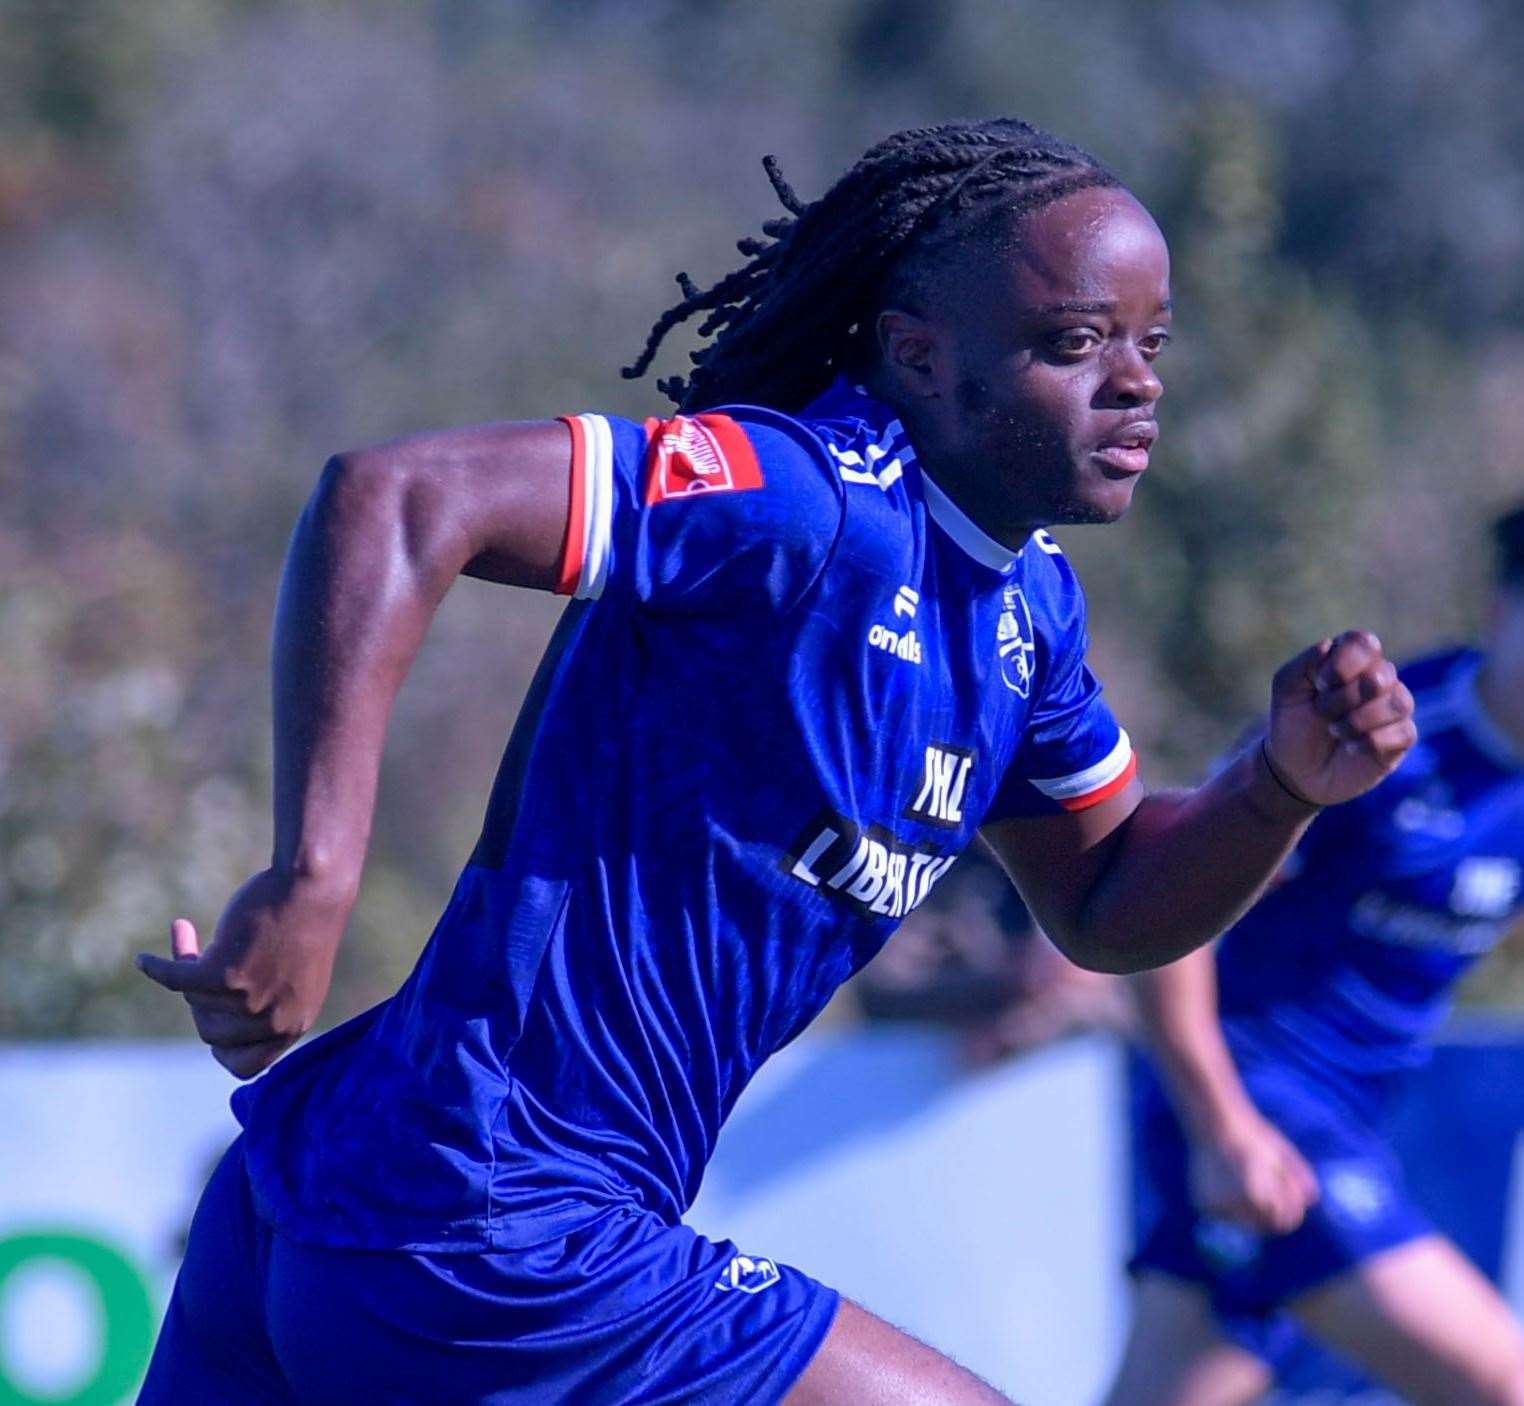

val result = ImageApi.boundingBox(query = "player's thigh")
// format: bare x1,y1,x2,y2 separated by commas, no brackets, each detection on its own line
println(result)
1100,1273,1271,1406
784,1297,1013,1405
1291,1233,1524,1406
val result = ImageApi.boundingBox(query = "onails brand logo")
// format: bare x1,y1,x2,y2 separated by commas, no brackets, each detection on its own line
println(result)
643,414,765,504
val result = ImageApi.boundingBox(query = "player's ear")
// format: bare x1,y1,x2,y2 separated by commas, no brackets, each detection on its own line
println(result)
875,308,947,401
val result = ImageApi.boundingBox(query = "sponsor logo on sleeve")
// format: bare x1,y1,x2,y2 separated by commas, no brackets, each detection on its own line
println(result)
643,414,764,504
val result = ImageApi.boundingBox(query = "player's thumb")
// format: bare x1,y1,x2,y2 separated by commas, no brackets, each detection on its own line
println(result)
170,917,201,961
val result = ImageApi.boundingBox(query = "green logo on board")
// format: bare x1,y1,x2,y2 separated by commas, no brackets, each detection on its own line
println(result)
0,1232,155,1406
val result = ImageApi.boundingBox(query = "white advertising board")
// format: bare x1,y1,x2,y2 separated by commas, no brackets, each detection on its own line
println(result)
0,1031,1130,1404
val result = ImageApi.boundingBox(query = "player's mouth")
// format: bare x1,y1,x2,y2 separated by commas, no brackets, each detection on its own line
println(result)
1091,421,1157,476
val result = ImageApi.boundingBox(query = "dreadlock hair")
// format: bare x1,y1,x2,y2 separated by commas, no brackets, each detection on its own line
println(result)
622,117,1122,414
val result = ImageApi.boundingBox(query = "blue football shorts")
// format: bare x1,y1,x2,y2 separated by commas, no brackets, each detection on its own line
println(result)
137,1138,838,1405
1128,1055,1432,1370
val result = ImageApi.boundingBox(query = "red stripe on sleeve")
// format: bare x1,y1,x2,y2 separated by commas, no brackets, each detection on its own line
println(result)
555,415,588,596
1057,752,1138,812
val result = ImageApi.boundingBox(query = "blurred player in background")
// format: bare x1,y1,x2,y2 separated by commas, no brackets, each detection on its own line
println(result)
134,118,1414,1405
1106,507,1524,1406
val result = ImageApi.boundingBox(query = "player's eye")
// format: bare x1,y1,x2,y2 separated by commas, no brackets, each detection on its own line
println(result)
1047,328,1102,357
1139,330,1172,360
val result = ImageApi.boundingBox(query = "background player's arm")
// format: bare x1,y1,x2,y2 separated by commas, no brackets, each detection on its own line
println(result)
1133,946,1319,1233
137,421,574,1076
983,630,1415,976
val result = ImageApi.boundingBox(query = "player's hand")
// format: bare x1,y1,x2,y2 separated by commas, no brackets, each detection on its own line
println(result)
1189,1112,1319,1236
135,867,351,1079
1264,630,1417,808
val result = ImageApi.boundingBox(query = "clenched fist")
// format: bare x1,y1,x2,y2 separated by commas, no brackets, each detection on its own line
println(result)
1263,630,1417,809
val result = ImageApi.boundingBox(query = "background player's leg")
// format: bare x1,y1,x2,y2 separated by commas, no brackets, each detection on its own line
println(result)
1100,1273,1271,1406
1291,1234,1524,1406
784,1298,1014,1405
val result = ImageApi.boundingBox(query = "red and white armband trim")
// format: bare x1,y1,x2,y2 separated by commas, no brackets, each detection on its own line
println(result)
1030,729,1137,812
556,414,615,600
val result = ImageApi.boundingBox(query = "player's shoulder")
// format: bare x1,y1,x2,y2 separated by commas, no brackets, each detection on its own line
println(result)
625,403,844,513
786,380,932,573
1010,528,1088,640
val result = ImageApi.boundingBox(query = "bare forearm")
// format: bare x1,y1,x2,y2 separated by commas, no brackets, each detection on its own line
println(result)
1132,946,1257,1141
1073,743,1315,973
269,455,462,890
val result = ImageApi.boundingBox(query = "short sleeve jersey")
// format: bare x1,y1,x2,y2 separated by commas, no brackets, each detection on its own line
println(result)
1216,649,1524,1104
233,378,1134,1251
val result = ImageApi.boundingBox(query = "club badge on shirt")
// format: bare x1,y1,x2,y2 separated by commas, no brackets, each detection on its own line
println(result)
997,583,1036,697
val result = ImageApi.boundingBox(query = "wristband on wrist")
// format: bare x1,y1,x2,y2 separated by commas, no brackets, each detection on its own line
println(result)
1257,738,1324,812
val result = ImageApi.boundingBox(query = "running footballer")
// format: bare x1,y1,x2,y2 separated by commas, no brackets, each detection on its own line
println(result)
136,119,1416,1406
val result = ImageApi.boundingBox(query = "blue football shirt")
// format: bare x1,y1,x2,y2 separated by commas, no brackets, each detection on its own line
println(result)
1216,649,1524,1111
233,378,1134,1251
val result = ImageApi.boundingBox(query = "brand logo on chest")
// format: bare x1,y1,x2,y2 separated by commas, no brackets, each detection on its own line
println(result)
868,584,924,665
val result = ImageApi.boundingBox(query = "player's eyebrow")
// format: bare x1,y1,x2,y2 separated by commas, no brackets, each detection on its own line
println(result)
1033,300,1115,316
1032,298,1174,316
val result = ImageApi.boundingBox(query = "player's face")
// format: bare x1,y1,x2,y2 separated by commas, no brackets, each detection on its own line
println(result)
938,187,1171,536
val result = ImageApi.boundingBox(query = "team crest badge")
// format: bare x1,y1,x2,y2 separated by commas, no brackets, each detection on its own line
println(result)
996,584,1036,696
643,414,765,504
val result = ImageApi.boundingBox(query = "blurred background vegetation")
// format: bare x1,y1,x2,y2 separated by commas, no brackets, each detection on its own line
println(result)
4,0,1523,1038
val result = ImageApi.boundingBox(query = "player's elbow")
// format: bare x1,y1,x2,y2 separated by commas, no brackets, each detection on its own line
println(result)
312,448,457,582
315,448,409,518
1048,918,1190,976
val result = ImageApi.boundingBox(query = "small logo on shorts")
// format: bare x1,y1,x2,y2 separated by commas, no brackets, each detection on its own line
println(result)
1322,1162,1389,1224
1193,1217,1260,1270
715,1254,781,1294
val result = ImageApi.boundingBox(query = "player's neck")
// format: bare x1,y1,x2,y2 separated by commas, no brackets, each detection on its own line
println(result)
1475,656,1524,753
867,380,1041,552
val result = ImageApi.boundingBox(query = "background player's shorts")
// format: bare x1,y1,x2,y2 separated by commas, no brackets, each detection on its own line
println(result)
138,1138,838,1405
1128,1054,1433,1371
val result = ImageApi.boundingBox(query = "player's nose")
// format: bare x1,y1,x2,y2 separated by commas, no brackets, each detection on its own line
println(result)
1099,345,1163,409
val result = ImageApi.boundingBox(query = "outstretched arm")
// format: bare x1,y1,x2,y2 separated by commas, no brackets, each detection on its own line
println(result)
982,630,1415,975
137,420,573,1076
1133,945,1318,1233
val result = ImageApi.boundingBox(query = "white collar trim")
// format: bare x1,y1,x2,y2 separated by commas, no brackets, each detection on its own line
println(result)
916,461,1021,573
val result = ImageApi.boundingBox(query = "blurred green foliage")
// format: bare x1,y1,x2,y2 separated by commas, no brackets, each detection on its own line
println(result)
3,0,1523,1035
